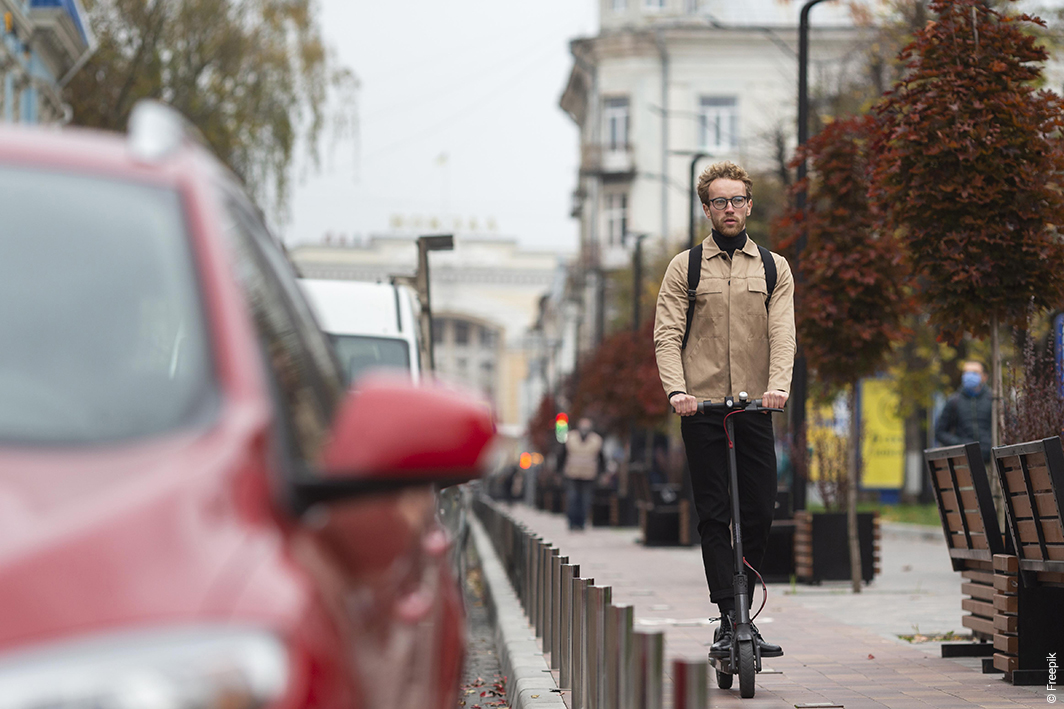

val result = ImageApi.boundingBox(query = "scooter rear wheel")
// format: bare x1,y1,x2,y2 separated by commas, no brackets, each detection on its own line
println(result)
738,639,756,698
715,668,733,689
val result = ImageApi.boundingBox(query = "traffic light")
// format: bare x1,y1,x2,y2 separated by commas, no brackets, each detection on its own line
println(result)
555,412,569,443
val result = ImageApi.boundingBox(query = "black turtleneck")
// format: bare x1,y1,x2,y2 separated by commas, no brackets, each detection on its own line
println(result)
712,228,748,259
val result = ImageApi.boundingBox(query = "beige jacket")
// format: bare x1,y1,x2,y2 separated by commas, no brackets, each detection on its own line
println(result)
653,235,796,402
564,431,603,481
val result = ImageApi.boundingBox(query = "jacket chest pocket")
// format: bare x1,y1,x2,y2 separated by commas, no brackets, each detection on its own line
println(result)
745,278,769,314
695,278,726,322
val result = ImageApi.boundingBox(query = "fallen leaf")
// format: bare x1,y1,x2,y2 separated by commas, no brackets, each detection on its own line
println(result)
531,695,539,699
867,654,875,659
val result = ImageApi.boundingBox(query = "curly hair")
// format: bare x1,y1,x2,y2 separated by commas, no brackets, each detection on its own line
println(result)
696,161,753,206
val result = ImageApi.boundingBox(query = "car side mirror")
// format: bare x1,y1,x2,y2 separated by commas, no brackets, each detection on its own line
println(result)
294,374,495,508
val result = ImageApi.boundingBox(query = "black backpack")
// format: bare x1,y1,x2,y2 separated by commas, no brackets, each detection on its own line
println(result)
680,242,776,350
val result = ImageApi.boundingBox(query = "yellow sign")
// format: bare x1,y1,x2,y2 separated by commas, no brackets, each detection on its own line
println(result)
806,398,843,482
861,379,905,489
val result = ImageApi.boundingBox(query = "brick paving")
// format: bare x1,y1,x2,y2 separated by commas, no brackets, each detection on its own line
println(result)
497,502,1050,708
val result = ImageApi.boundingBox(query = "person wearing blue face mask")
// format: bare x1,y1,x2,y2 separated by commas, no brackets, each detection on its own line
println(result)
935,361,993,463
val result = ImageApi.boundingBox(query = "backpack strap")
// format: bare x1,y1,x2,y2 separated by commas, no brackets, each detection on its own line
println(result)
758,244,777,308
681,244,702,350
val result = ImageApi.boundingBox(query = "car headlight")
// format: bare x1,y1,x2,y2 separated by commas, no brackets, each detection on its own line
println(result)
0,626,289,709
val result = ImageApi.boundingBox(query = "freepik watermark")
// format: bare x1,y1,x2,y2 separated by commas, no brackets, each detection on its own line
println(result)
1049,653,1058,704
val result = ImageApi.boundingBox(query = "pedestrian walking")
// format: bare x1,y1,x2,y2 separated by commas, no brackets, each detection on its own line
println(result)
558,417,604,530
935,360,993,463
653,161,795,659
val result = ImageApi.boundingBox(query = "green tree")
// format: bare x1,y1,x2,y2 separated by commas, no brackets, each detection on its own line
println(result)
569,321,667,436
66,0,356,215
778,114,910,592
871,0,1064,451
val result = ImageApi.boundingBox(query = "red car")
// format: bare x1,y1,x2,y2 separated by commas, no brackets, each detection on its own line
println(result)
0,102,493,708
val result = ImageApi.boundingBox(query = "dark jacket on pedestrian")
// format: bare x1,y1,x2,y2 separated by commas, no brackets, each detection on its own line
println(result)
935,385,993,461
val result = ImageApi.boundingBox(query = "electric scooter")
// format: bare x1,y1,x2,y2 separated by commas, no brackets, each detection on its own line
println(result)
697,393,783,699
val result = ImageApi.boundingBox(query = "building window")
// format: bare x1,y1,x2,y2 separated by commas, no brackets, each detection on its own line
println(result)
612,0,627,10
454,321,470,346
604,193,628,247
480,327,497,349
603,97,629,151
699,96,739,152
685,0,698,12
645,0,665,9
432,318,445,345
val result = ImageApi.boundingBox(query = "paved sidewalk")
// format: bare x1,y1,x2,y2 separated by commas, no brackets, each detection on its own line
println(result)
498,502,1049,709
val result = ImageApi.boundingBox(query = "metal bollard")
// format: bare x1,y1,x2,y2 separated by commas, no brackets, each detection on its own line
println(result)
604,606,619,709
536,544,549,637
520,533,528,614
537,543,552,638
571,577,592,709
631,630,664,709
549,545,557,647
559,563,579,688
587,585,612,709
529,536,540,625
672,658,708,709
549,553,557,655
550,555,567,667
611,604,634,709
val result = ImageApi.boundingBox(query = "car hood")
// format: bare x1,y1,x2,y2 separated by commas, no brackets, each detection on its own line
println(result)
0,420,281,652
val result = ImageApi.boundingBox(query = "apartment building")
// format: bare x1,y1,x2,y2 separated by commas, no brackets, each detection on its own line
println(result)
1,0,92,123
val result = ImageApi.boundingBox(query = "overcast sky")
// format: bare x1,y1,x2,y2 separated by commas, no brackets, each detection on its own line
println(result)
284,0,599,254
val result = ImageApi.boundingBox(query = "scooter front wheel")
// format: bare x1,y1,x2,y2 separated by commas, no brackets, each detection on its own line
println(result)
738,639,756,698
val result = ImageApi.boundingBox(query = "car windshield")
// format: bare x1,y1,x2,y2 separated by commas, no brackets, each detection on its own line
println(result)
330,335,411,385
0,166,216,445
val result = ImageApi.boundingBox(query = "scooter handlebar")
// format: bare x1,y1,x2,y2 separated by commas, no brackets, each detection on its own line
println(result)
695,398,784,415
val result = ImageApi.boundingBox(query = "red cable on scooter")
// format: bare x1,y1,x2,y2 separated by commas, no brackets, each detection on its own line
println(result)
743,557,768,620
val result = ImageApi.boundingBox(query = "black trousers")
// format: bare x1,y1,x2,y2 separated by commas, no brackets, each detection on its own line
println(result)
681,410,777,607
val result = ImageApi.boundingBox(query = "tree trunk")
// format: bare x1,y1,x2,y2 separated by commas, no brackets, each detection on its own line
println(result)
847,382,862,593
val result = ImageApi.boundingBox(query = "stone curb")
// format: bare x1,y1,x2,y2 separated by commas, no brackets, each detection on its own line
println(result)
469,513,566,709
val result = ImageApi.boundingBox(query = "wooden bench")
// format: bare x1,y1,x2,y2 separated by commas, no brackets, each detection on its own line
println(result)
988,437,1064,685
924,442,1004,664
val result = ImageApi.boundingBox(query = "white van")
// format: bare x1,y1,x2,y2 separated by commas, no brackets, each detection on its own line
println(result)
299,278,426,384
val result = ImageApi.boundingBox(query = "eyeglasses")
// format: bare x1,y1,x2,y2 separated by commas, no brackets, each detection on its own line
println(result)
708,196,749,210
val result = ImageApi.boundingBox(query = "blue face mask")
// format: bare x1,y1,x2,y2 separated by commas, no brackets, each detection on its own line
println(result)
961,371,983,393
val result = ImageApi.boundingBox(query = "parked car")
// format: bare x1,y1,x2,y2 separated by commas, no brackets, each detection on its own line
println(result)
0,102,493,708
299,279,427,385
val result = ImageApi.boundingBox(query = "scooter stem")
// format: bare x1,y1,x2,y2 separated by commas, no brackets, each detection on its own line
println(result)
725,414,751,626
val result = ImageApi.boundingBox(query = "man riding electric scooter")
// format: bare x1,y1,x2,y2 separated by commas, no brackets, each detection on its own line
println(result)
653,161,796,697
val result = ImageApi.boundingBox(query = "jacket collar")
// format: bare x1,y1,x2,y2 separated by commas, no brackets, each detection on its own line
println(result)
701,231,758,260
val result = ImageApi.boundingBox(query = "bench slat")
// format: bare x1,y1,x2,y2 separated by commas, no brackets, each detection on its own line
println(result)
962,614,995,636
1010,492,1061,520
961,582,995,600
1017,519,1064,545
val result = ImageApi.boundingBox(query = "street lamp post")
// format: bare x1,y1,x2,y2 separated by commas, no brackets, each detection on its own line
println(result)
416,234,455,372
791,0,829,513
626,232,649,331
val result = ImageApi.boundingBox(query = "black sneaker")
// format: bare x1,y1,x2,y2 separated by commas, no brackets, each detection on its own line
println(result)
752,624,783,657
709,613,733,658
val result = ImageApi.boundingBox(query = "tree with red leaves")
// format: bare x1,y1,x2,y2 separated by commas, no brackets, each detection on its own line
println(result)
569,321,668,435
871,0,1064,448
778,114,909,592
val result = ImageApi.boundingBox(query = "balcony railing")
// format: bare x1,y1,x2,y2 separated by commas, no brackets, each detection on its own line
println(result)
581,144,635,178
